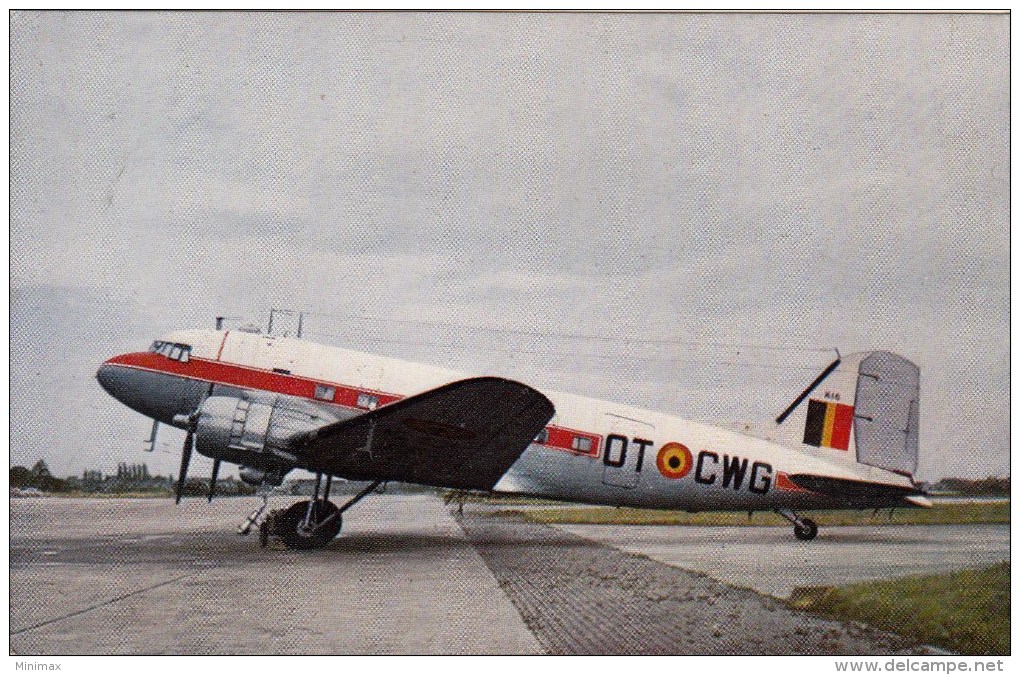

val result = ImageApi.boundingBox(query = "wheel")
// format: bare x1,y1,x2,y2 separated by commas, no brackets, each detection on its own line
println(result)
794,518,819,541
272,500,343,549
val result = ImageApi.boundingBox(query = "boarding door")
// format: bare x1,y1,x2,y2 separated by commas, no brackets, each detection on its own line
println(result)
601,413,656,489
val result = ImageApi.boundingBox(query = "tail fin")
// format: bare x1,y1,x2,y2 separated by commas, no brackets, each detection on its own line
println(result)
775,351,920,477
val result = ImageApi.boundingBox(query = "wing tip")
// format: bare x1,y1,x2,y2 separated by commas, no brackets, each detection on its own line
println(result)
453,375,555,415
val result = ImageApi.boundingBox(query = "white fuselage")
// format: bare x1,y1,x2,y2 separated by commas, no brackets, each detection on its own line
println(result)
105,329,915,511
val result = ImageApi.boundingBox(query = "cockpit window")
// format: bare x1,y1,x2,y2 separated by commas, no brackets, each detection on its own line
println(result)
152,341,192,363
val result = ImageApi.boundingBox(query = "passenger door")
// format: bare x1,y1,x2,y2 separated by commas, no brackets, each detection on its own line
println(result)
601,413,655,489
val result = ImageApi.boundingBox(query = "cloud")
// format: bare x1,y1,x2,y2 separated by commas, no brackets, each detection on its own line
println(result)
9,12,1008,480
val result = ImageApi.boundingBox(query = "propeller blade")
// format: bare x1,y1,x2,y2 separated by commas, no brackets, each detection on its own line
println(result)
208,458,221,503
175,431,194,505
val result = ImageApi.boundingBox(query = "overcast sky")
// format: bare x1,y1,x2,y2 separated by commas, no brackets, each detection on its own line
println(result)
10,12,1008,481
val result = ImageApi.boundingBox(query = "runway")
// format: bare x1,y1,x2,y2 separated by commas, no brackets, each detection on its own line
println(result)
554,523,1011,598
10,495,1002,655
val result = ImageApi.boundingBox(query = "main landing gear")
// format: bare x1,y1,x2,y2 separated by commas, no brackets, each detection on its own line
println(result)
253,475,382,550
776,508,819,541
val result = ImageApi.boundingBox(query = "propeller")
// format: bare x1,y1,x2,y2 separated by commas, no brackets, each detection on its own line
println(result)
173,388,218,505
175,430,194,505
208,458,221,503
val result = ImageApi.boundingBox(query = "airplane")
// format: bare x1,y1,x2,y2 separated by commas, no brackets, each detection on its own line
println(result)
96,326,928,549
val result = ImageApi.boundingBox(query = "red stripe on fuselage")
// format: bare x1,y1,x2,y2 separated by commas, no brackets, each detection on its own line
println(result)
105,352,402,408
105,352,600,458
535,425,602,457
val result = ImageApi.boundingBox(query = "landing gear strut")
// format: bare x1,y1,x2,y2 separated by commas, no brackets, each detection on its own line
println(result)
238,494,270,536
261,477,382,550
777,508,818,541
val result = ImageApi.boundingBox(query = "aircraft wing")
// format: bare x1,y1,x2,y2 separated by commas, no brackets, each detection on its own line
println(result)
294,377,555,490
787,474,928,508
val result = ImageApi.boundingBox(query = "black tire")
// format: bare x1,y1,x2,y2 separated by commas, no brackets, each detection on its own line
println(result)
794,518,819,541
273,500,343,549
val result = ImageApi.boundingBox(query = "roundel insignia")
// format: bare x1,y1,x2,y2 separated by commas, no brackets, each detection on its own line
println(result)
656,442,693,479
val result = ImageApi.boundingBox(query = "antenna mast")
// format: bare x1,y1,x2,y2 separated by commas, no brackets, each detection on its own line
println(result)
267,308,306,338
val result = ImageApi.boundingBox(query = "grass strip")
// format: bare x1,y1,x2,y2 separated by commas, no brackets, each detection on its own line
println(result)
790,562,1009,655
500,502,1009,526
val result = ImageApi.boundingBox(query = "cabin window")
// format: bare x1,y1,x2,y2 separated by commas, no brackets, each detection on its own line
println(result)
169,345,183,360
179,347,190,363
572,436,592,453
314,384,336,401
357,393,379,410
535,429,549,444
149,341,164,353
160,343,174,357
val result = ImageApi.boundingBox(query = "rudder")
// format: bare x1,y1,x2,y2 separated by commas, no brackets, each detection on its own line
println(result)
853,352,920,476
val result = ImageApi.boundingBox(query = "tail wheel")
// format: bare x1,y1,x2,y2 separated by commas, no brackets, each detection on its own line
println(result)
794,518,819,541
273,500,343,550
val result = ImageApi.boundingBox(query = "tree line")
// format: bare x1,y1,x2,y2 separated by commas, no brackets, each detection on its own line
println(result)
10,459,256,496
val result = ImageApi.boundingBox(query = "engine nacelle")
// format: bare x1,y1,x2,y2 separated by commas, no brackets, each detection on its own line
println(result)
194,395,342,470
238,466,287,486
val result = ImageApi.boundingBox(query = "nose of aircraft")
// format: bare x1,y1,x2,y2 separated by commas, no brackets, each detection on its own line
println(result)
96,357,148,410
95,353,208,423
96,360,123,400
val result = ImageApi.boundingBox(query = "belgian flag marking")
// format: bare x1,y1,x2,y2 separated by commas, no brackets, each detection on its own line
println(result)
803,399,853,451
657,442,693,479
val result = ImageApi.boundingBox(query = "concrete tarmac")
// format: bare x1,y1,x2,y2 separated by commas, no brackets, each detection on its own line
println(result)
10,495,542,655
555,523,1011,598
12,496,1006,655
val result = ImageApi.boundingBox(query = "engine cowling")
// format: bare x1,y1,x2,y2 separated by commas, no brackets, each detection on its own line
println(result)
194,395,342,470
238,466,287,486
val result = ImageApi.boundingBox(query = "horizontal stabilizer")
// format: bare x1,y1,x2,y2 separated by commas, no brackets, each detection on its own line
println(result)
788,473,925,508
902,494,933,508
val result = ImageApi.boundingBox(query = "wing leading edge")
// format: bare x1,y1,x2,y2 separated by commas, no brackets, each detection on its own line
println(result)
295,376,555,490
